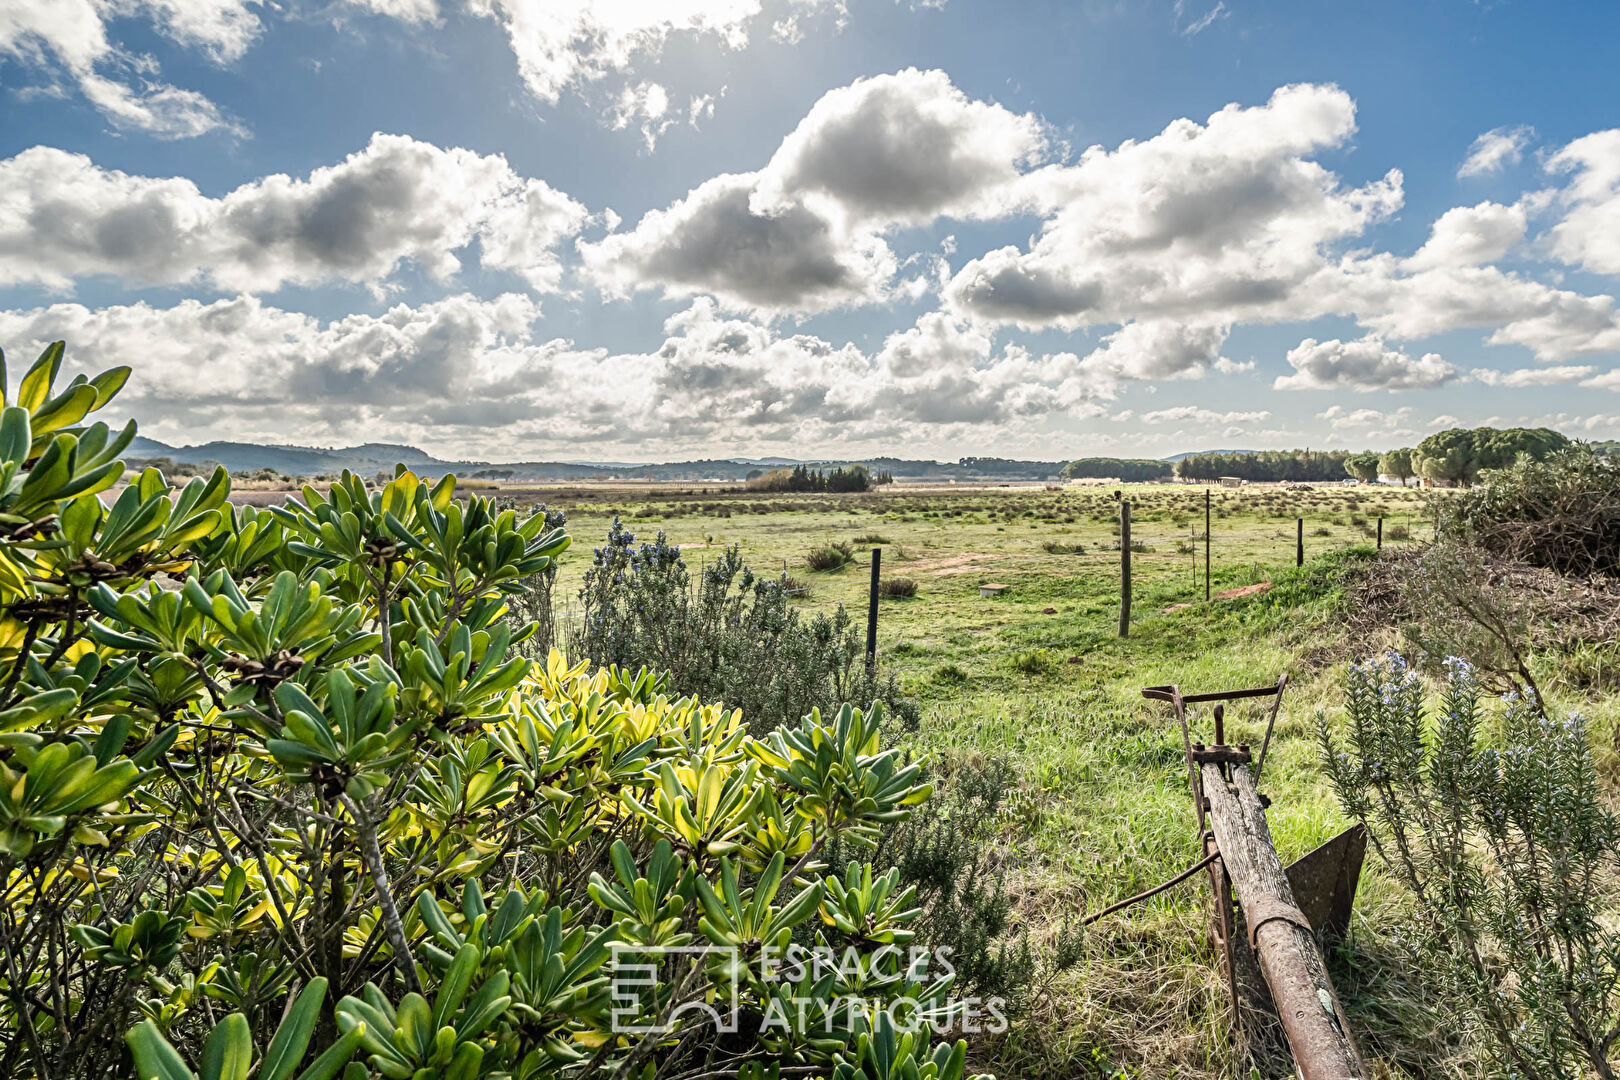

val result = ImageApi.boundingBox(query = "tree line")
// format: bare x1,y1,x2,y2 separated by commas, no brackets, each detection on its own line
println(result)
744,463,888,492
1172,427,1573,486
1060,457,1174,481
1175,449,1359,482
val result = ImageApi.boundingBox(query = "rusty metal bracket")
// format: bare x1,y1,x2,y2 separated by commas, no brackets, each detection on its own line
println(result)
1242,895,1315,949
1254,674,1288,784
1190,743,1251,766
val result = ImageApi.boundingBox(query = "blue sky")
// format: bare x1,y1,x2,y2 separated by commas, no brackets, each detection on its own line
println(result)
3,0,1620,462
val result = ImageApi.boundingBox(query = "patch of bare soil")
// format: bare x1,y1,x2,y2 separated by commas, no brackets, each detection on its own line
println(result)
1163,581,1272,612
910,552,1002,576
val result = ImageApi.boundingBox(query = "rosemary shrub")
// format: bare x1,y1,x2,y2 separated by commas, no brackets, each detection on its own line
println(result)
1321,653,1620,1078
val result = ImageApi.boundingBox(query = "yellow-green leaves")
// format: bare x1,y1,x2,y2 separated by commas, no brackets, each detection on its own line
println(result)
821,864,921,947
126,980,361,1080
11,341,62,413
73,909,186,968
1,343,133,519
588,839,694,948
751,703,931,849
621,760,765,858
0,741,140,855
267,669,409,798
127,1018,196,1080
259,979,331,1080
199,1013,253,1080
336,969,512,1080
694,851,822,951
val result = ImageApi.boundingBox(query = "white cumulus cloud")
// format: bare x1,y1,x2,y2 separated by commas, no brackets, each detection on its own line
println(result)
1458,125,1534,178
1544,129,1620,276
580,68,1047,313
945,83,1402,330
1275,336,1456,391
0,0,252,137
0,135,588,294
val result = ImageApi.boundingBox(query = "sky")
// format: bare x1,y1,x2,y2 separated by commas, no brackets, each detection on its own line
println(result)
3,1,1620,463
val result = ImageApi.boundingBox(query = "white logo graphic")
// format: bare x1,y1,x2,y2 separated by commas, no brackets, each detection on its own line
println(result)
609,943,742,1034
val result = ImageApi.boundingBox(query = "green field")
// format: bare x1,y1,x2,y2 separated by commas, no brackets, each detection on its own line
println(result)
504,480,1462,1077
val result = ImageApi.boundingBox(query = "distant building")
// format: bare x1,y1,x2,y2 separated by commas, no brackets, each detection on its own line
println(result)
1219,476,1245,488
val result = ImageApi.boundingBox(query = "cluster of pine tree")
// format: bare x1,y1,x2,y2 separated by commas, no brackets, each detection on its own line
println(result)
1060,457,1172,481
746,463,882,492
1175,449,1357,482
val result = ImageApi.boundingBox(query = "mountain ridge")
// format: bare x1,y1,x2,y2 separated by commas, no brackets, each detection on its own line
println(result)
126,437,1073,481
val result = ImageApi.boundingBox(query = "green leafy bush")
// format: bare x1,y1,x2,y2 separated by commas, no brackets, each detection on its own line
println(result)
572,519,917,733
0,342,981,1080
826,757,1033,1013
1321,653,1620,1080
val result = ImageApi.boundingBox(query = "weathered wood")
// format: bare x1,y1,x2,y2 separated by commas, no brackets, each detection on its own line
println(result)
866,547,881,666
1119,500,1132,637
1203,762,1367,1080
1205,488,1211,601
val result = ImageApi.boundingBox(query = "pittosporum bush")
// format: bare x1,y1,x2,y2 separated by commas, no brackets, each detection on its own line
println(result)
499,500,567,657
0,342,987,1080
571,520,918,735
824,756,1038,1017
1320,652,1620,1079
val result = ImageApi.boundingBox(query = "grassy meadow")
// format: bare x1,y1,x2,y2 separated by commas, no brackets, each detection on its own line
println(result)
478,479,1473,1077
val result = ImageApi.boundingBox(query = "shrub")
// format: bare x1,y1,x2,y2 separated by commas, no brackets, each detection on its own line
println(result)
1042,540,1085,555
572,520,917,733
504,502,569,655
1441,447,1620,577
0,342,979,1080
853,533,890,544
879,577,919,597
1008,649,1054,675
1321,653,1620,1080
826,757,1033,1010
805,542,854,571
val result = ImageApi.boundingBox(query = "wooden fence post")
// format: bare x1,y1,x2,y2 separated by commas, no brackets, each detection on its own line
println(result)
866,547,881,666
1205,488,1211,601
1119,500,1132,637
1376,516,1383,550
1296,518,1304,567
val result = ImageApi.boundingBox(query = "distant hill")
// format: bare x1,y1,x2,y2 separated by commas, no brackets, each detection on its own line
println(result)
123,438,1067,482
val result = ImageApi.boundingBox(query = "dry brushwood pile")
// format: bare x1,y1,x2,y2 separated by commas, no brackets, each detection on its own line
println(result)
1348,537,1620,704
1440,448,1620,578
0,342,985,1080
